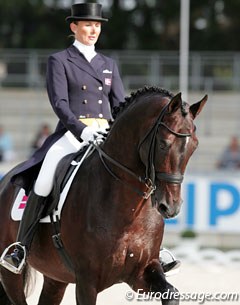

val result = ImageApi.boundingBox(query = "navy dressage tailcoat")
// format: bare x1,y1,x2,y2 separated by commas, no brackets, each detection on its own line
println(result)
11,45,125,191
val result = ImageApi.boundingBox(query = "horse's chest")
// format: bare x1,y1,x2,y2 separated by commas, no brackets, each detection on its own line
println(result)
104,209,163,276
112,228,160,269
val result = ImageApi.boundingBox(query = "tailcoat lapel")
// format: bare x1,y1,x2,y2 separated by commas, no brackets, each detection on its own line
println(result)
90,54,106,82
67,45,102,82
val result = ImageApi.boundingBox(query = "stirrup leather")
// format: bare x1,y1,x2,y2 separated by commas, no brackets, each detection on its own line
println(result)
0,242,26,274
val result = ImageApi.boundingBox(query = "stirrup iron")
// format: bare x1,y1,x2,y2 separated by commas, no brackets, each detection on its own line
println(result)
0,242,26,274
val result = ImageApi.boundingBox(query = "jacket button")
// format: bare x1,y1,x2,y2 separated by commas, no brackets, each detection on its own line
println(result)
98,100,102,104
82,85,87,90
98,86,103,90
83,99,87,104
99,113,103,118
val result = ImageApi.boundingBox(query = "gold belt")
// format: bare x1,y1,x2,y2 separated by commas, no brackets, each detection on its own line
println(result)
79,118,108,128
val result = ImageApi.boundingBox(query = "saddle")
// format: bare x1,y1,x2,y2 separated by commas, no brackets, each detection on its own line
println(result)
45,144,95,216
11,144,95,222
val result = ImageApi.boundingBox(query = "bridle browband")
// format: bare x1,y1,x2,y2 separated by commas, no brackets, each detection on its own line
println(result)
93,100,191,199
159,122,192,138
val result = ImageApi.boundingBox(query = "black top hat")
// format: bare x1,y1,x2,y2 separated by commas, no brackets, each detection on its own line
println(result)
66,3,108,23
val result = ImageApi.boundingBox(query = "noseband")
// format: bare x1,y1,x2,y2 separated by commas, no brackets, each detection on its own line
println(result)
94,101,191,199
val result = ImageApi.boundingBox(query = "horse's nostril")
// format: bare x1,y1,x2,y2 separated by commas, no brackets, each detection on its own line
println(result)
159,203,168,214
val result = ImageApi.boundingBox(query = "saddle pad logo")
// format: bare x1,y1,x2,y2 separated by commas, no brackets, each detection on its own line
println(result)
19,195,28,209
11,189,28,220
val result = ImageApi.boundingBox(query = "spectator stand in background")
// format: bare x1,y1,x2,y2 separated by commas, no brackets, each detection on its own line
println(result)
0,125,15,163
216,136,240,170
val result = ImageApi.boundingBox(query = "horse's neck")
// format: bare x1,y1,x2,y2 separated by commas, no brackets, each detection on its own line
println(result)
103,130,143,175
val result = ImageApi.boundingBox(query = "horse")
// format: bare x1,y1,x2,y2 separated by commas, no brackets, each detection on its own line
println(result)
0,86,207,305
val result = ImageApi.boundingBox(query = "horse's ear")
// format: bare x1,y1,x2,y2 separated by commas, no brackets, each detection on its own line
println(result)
168,92,182,113
190,95,208,119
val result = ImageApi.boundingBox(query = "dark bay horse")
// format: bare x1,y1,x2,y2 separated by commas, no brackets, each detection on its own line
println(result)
0,87,207,305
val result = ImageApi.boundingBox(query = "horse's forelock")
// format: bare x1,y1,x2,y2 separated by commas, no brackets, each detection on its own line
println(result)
181,102,189,116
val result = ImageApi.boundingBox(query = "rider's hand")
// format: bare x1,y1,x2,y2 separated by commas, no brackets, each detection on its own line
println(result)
98,126,109,137
80,126,104,143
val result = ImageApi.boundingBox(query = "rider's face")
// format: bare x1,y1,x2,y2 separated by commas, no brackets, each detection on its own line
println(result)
70,21,101,46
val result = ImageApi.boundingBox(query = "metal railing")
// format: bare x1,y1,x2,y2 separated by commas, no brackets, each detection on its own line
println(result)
0,49,239,92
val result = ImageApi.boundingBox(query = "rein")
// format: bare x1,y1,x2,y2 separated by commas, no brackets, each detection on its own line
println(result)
94,101,191,199
93,144,155,199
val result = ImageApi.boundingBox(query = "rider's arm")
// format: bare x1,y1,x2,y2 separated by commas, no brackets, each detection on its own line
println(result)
46,54,85,138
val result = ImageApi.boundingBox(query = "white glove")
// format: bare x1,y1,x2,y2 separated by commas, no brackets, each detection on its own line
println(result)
98,126,109,136
80,126,104,143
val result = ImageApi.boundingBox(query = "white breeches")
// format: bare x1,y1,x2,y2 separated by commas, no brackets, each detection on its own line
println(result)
34,118,109,197
34,131,83,197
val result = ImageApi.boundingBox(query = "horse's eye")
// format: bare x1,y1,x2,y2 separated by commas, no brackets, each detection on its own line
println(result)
159,139,171,150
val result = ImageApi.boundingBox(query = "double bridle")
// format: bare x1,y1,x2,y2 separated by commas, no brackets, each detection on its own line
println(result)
93,101,191,199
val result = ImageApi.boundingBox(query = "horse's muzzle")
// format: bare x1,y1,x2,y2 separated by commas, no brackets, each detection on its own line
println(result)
156,200,182,219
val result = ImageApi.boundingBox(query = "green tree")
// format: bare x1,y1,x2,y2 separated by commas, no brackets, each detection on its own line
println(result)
190,0,240,50
0,0,240,51
0,0,69,49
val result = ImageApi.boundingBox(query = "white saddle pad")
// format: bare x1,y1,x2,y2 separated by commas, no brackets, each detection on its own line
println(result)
11,160,83,223
11,143,95,223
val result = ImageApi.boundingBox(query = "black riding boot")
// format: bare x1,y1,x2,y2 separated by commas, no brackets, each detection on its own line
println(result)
0,191,46,274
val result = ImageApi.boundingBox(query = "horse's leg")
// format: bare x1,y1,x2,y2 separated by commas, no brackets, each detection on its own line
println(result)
144,260,179,305
75,274,97,305
0,281,12,305
131,259,179,305
38,276,68,305
0,268,28,305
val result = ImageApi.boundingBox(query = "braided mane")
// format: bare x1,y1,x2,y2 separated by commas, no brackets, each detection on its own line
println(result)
112,86,174,120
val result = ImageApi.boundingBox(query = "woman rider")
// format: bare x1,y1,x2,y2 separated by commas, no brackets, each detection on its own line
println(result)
0,2,179,276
